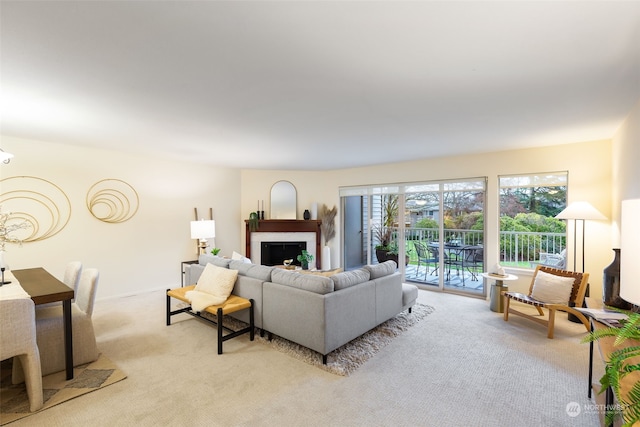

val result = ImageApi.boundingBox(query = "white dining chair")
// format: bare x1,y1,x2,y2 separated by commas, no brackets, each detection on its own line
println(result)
63,261,83,297
38,261,82,309
13,268,100,380
1,298,44,412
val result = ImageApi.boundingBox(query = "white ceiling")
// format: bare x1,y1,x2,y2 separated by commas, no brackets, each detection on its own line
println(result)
1,1,639,170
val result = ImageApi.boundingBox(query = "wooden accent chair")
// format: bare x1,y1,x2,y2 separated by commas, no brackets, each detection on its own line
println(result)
503,265,590,339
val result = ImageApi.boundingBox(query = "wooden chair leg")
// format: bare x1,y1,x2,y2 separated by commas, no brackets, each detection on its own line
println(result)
547,308,556,339
536,306,544,316
503,296,510,321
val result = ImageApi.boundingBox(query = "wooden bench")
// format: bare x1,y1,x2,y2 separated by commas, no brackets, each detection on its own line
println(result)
166,285,254,354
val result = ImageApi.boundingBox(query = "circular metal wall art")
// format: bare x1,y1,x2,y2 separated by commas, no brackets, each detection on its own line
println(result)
0,176,72,242
86,179,139,223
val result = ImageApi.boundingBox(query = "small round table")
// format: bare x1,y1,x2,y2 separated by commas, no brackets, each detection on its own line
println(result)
482,272,518,313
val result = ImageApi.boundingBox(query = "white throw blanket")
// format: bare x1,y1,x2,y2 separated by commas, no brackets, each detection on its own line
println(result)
0,270,30,300
185,290,228,312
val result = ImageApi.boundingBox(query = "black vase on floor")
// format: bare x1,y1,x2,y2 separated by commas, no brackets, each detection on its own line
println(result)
603,248,632,309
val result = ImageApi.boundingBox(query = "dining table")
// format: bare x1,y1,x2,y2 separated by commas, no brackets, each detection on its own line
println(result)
428,242,483,283
12,267,75,380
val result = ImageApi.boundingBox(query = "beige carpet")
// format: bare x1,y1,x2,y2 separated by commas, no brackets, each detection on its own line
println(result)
0,354,126,425
5,288,601,427
252,303,434,376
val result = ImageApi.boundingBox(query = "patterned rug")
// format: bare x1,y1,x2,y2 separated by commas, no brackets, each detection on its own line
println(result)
207,302,435,376
0,354,126,425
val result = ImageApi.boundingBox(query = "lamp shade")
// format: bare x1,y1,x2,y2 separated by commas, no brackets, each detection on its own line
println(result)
555,201,607,220
0,149,14,164
620,199,640,306
190,220,215,240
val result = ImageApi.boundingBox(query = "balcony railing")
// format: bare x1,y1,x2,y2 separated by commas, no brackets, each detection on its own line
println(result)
386,228,565,269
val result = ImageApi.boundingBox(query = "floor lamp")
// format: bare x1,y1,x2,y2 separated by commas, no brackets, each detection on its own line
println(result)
555,201,607,321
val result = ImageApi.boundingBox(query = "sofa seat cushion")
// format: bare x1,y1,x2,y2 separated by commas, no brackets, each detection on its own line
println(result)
363,260,397,279
271,269,334,294
331,269,370,290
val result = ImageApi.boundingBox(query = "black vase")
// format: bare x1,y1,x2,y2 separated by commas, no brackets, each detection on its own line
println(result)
603,248,632,309
303,209,311,220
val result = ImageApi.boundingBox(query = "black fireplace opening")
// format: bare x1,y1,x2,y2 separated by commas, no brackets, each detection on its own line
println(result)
261,241,307,266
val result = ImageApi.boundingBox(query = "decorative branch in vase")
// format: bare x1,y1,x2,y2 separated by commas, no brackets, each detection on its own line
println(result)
319,204,337,270
0,207,31,253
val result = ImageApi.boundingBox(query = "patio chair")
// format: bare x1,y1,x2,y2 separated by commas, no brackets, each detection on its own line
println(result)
529,249,566,269
426,245,440,277
503,265,590,339
413,241,437,281
462,246,483,282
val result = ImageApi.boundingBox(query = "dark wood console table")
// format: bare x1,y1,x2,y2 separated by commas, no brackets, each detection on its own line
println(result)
13,267,75,380
586,298,640,427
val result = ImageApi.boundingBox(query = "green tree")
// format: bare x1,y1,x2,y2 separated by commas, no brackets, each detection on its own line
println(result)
415,218,437,229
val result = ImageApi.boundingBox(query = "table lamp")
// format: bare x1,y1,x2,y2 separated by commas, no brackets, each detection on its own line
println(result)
190,219,216,255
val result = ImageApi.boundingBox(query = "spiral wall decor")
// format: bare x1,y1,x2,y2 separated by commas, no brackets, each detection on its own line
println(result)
0,176,72,242
86,179,139,223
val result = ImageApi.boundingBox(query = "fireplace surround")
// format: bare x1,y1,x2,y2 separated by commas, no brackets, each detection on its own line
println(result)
245,220,321,269
261,241,307,266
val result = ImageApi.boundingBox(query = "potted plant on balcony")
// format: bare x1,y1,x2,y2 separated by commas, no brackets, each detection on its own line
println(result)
582,311,640,426
297,250,314,270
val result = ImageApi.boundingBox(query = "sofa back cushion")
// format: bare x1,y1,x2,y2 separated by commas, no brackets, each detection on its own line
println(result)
331,269,370,290
199,254,231,268
271,268,334,294
229,261,274,281
363,260,397,279
229,259,252,275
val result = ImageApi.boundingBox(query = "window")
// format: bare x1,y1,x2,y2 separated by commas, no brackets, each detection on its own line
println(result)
498,172,568,269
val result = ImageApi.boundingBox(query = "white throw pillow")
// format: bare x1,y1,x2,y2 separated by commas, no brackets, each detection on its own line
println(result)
185,264,238,311
530,270,575,304
231,251,252,264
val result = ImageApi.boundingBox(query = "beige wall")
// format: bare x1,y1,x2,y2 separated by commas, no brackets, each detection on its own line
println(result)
612,97,640,246
1,130,624,301
1,136,242,300
242,139,613,297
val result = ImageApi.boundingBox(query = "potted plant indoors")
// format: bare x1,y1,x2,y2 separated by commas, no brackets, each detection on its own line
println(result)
297,250,314,270
210,248,221,256
582,311,640,426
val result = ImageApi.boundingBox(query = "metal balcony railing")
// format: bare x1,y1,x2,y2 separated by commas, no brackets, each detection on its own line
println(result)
380,228,565,269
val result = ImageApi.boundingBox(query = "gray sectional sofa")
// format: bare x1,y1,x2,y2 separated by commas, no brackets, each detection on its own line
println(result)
184,254,418,362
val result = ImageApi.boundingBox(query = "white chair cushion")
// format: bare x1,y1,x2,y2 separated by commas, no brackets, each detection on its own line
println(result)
186,264,238,311
530,270,575,304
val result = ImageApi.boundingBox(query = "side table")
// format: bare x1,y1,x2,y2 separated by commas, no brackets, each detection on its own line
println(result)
181,260,198,287
482,272,518,313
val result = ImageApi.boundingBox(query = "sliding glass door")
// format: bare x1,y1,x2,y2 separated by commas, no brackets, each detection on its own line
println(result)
341,178,486,297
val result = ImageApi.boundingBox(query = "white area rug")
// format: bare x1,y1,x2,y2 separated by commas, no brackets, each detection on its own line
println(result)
255,303,435,376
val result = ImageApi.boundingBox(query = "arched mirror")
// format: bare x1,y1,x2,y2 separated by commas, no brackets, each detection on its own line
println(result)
270,181,297,219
